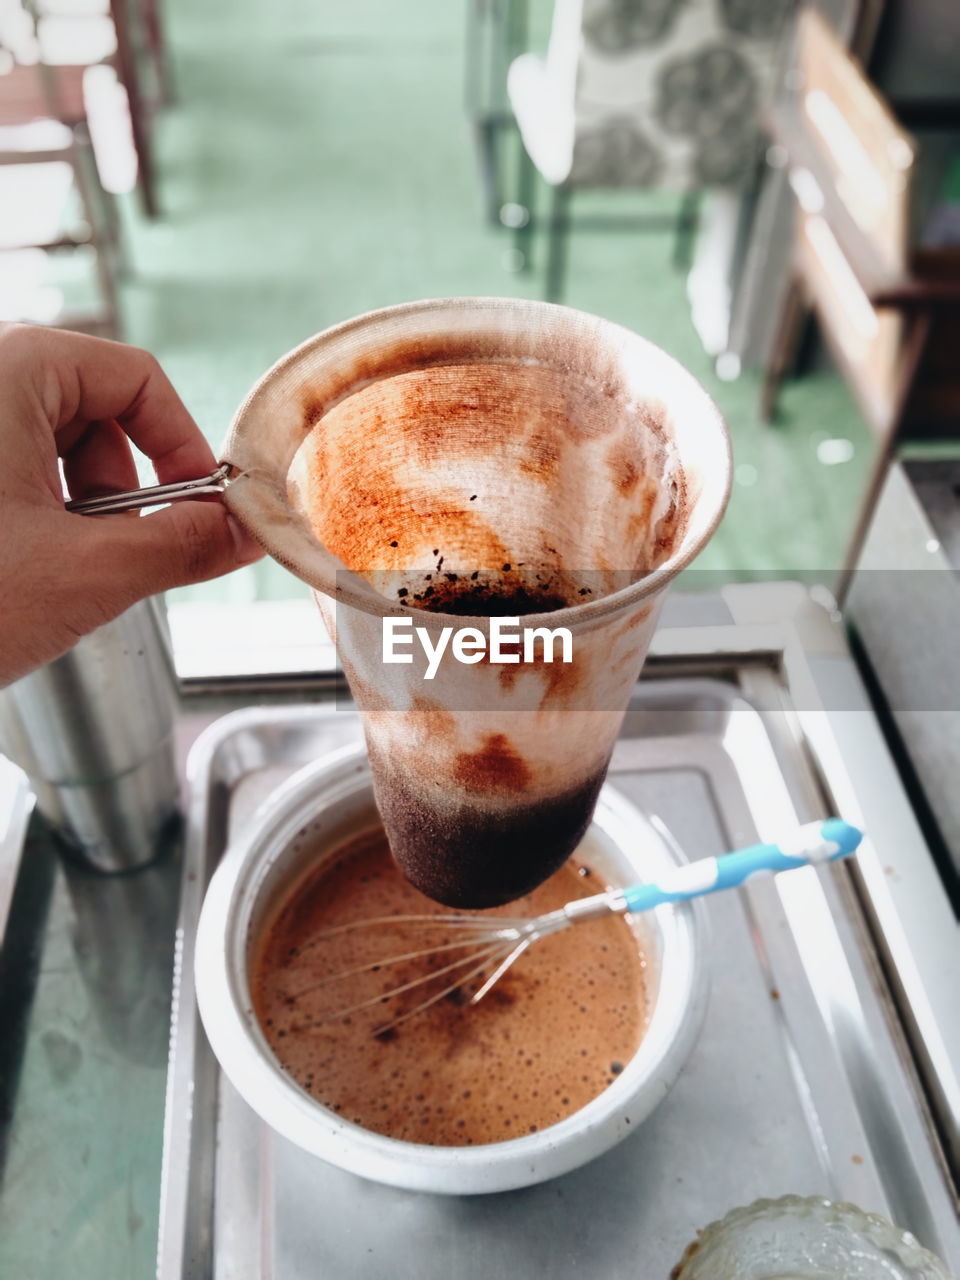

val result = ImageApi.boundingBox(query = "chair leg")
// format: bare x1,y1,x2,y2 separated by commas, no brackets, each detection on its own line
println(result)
467,0,518,224
760,277,806,423
506,0,530,66
832,434,896,608
464,0,484,114
513,135,536,269
140,0,173,106
672,190,700,272
834,311,933,606
70,137,122,338
545,184,572,303
76,123,128,277
110,0,158,218
475,115,507,228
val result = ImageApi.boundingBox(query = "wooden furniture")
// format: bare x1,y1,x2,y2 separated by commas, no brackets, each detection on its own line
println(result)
505,0,791,303
107,0,167,216
0,48,123,335
763,7,960,600
28,0,169,216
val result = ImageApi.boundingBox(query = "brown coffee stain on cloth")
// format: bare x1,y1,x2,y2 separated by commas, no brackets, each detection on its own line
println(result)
374,370,495,458
560,382,626,442
519,424,562,483
301,394,326,431
496,660,523,694
297,439,511,574
541,653,583,702
652,473,687,560
669,1238,702,1280
454,734,532,794
625,482,659,549
295,326,643,429
496,644,582,705
330,364,619,474
294,355,684,587
409,694,456,741
298,331,527,410
606,438,642,496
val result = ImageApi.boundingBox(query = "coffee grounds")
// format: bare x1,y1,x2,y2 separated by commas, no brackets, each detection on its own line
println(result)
251,828,648,1146
371,743,609,908
408,579,569,616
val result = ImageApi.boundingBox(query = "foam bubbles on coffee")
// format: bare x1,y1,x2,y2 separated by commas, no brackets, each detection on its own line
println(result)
251,828,648,1146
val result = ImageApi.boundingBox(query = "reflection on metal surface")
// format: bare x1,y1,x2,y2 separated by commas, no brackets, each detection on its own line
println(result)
728,671,956,1255
0,759,34,949
60,840,180,1066
0,598,179,872
158,656,959,1278
0,817,174,1276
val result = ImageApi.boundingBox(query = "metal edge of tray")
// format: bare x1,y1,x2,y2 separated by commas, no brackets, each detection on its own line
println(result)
156,687,764,1279
157,608,960,1276
697,585,960,1197
0,759,36,951
730,674,955,1265
611,674,959,1269
157,704,352,1280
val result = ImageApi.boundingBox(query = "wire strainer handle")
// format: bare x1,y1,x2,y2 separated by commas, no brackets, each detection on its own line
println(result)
65,464,231,515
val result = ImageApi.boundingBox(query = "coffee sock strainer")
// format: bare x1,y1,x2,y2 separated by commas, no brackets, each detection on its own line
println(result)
74,299,732,908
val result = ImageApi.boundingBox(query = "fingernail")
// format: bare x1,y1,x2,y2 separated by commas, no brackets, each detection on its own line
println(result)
226,513,262,564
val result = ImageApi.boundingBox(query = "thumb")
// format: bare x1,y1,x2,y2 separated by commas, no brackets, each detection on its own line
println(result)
86,500,264,603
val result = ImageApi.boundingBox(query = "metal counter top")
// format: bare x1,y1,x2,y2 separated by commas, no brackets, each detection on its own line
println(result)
0,806,180,1277
0,588,956,1279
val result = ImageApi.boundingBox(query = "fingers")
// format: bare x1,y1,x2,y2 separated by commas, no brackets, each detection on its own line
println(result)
1,324,218,483
80,501,264,605
61,417,140,501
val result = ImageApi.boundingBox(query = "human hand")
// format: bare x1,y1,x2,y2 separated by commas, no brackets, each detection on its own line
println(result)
0,324,264,687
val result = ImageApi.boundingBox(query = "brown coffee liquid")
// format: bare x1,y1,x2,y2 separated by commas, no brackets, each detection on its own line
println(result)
252,828,647,1146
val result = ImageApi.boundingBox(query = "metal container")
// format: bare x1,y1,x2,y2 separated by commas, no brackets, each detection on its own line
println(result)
0,598,179,872
194,743,707,1195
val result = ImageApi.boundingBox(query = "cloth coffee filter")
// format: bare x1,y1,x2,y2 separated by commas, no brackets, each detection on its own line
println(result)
220,298,731,907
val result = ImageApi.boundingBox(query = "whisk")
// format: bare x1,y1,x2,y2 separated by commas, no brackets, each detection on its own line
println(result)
292,818,863,1035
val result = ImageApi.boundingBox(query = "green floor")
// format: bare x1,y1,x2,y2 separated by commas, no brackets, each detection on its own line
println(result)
119,0,872,609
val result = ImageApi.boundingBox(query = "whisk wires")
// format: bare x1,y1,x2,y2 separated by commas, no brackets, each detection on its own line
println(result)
286,909,572,1036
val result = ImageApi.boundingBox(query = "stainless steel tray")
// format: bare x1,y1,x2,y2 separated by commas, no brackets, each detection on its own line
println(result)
158,675,960,1279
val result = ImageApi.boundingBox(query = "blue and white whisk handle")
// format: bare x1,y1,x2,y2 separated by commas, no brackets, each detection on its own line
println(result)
620,819,863,914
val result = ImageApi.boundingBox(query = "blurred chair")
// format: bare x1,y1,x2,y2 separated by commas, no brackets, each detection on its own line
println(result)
762,8,960,600
465,0,529,225
20,0,166,215
506,0,794,301
0,33,123,334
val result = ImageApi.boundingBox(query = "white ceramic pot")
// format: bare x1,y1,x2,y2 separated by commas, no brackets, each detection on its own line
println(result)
195,744,708,1195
